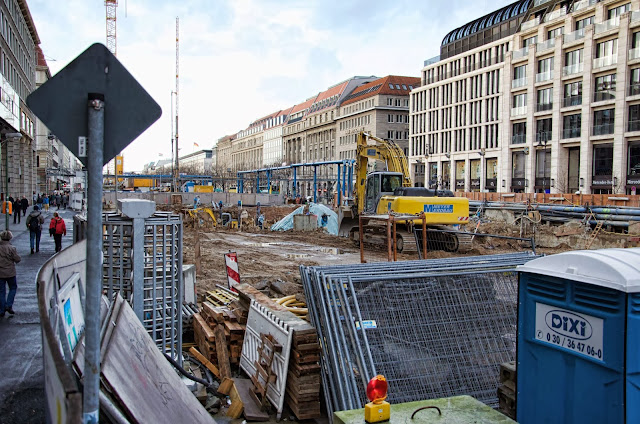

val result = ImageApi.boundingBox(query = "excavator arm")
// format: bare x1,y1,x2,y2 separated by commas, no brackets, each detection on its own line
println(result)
354,132,411,214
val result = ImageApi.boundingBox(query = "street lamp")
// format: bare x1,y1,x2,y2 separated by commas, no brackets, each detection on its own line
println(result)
537,130,549,193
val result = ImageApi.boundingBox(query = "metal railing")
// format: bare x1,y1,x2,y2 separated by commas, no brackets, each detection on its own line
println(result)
512,134,526,144
536,131,552,143
536,102,553,112
563,95,582,107
593,90,615,102
562,128,581,139
536,38,556,52
513,46,530,60
628,120,640,132
632,10,640,23
534,0,551,7
544,7,567,22
521,17,541,31
571,0,598,12
593,55,617,68
512,77,527,88
595,16,620,34
511,106,527,117
563,62,583,76
630,82,640,96
630,48,640,60
592,123,615,135
535,70,553,83
564,28,586,44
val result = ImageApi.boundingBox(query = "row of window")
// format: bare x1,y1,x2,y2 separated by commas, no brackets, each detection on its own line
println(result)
339,114,372,131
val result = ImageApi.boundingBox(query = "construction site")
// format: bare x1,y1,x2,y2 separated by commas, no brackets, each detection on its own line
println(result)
32,131,640,424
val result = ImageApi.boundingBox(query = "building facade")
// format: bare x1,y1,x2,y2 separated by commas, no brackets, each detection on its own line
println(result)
0,0,39,200
413,0,640,195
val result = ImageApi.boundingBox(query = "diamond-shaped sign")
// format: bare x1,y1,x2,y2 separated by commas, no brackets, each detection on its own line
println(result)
26,43,161,166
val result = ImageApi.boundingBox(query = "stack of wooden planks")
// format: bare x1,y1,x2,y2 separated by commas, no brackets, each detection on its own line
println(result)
193,301,246,372
285,328,322,419
497,361,516,420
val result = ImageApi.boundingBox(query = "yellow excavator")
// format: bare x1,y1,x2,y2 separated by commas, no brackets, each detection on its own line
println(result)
340,131,470,252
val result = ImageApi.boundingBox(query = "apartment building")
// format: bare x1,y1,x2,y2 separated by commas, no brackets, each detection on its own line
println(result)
414,0,640,195
337,75,420,177
262,108,292,167
411,0,526,192
0,0,39,199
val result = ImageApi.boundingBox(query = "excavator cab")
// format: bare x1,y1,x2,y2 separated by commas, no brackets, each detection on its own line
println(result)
363,172,403,213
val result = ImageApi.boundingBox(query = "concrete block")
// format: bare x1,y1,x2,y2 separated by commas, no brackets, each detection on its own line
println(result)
294,214,317,231
183,264,196,304
118,199,156,219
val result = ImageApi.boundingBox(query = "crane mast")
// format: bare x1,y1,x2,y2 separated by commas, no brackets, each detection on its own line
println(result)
173,17,180,191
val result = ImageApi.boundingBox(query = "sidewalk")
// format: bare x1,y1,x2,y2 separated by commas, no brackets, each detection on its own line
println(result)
0,206,75,424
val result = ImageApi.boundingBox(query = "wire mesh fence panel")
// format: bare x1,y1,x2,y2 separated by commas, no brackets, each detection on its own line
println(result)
349,271,518,407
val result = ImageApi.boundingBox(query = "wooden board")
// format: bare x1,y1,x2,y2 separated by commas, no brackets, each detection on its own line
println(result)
193,313,215,342
189,347,221,379
101,296,214,423
234,378,270,421
215,324,232,379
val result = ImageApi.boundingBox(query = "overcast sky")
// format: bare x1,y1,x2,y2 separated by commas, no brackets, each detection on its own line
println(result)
28,0,513,172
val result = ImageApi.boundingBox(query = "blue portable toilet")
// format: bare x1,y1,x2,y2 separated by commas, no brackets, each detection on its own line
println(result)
516,248,640,423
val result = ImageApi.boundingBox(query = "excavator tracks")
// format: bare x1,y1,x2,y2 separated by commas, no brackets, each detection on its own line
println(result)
349,224,472,254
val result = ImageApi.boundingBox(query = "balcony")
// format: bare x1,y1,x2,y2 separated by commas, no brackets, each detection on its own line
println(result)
562,62,584,76
592,123,614,136
564,28,586,45
536,38,556,53
630,82,640,96
521,17,541,31
563,95,582,107
424,55,440,67
534,0,551,6
593,55,617,69
595,16,620,34
562,128,581,139
511,106,528,117
544,7,567,23
629,120,640,132
593,90,615,102
571,0,597,12
536,131,552,143
633,10,640,23
536,102,553,112
536,70,553,83
512,134,526,144
630,48,640,60
513,46,530,60
512,77,527,89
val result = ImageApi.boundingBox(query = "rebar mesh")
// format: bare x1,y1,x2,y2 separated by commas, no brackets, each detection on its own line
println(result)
301,252,536,415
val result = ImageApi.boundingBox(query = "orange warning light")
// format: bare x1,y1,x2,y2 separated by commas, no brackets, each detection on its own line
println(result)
366,375,388,404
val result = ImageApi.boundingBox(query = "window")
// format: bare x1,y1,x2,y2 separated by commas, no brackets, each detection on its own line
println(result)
512,151,526,179
633,31,640,49
575,16,594,30
537,57,554,82
564,48,583,75
593,109,615,135
564,80,582,106
593,144,614,176
629,104,640,131
629,143,640,176
536,118,552,142
608,3,630,19
512,122,526,144
632,68,640,95
513,64,526,80
548,27,564,39
537,87,553,111
594,74,616,101
596,39,618,58
563,113,581,138
523,35,537,47
513,93,527,108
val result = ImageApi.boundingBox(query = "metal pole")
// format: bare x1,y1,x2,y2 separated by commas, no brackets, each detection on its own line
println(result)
83,94,104,423
4,139,8,230
313,166,317,204
293,167,297,198
336,164,341,206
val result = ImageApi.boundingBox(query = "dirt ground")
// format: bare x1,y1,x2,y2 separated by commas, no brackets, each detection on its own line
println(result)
173,203,640,301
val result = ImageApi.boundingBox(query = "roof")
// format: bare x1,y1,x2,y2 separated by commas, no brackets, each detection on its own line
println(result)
517,248,640,293
288,97,317,116
341,75,420,107
36,46,47,67
441,0,531,46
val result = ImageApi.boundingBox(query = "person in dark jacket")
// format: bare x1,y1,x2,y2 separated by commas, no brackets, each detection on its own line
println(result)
20,196,28,217
49,212,66,252
0,230,21,317
26,206,45,254
12,197,20,224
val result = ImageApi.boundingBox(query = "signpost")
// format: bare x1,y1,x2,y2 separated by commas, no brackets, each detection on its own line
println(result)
27,43,161,424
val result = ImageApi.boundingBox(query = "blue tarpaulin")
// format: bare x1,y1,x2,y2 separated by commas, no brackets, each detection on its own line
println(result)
270,203,338,235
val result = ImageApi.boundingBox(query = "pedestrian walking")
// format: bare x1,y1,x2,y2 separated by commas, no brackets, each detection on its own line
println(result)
26,205,44,254
36,194,43,210
49,212,66,253
43,195,49,211
20,196,28,217
55,193,61,210
12,197,20,224
0,230,21,318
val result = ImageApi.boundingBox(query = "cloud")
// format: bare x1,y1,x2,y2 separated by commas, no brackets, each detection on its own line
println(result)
28,0,514,171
